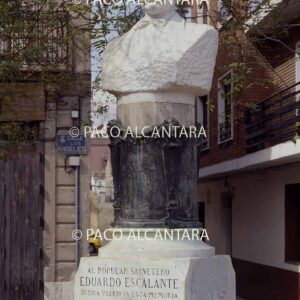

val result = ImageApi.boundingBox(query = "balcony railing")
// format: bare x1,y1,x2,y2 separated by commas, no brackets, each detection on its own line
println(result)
219,120,232,143
0,10,70,68
245,82,300,153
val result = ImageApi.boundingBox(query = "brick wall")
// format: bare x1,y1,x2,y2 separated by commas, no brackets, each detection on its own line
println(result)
199,24,299,168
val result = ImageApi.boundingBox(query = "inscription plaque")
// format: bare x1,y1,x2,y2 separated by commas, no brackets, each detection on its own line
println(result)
74,258,189,300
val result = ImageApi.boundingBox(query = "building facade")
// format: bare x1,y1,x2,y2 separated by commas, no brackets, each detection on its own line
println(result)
196,0,300,299
0,3,91,300
90,137,114,245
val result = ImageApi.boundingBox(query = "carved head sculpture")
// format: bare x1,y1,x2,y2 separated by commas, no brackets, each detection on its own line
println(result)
140,0,176,18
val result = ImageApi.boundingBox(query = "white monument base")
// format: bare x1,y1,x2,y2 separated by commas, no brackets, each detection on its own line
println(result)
74,229,235,300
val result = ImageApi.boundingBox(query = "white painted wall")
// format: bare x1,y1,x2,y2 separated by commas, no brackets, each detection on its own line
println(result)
199,139,300,179
199,181,231,255
199,164,300,273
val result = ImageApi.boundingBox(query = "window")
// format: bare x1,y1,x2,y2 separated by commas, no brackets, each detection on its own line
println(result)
218,71,233,143
197,0,209,24
183,1,209,24
218,0,232,26
0,40,4,55
0,28,7,55
196,95,209,150
285,184,300,263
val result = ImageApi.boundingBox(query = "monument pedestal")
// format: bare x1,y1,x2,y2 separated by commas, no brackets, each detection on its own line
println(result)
91,3,226,299
74,229,235,300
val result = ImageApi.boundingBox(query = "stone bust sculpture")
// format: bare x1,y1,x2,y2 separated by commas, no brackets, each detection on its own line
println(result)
102,1,219,130
102,2,219,228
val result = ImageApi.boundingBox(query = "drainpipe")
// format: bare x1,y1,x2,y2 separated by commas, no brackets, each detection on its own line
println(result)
67,156,81,268
71,96,82,268
74,162,80,269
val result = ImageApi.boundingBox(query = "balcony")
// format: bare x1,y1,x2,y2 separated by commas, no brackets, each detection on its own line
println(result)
245,82,300,153
0,10,70,70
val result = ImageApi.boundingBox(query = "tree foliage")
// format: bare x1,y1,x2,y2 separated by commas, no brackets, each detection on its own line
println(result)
0,0,90,153
91,0,299,113
1,0,299,151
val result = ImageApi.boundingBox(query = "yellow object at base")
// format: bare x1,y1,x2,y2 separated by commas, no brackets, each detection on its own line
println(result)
89,237,101,249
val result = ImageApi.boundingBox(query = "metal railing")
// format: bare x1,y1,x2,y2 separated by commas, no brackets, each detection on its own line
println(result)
219,120,232,143
0,10,70,68
245,82,300,153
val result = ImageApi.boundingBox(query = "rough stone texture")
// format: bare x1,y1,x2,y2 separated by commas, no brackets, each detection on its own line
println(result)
56,224,75,242
56,168,75,185
56,187,75,205
73,31,91,74
56,152,70,167
56,110,73,128
102,3,218,131
57,96,79,111
56,262,77,282
102,13,218,97
45,102,56,140
57,206,76,223
56,243,76,261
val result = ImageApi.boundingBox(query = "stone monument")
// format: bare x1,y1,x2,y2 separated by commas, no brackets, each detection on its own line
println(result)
74,1,235,299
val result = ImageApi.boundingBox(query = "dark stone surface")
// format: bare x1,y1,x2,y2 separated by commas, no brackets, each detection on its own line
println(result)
107,118,202,228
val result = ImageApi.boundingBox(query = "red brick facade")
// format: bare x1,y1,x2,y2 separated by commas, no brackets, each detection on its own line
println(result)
198,2,299,168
